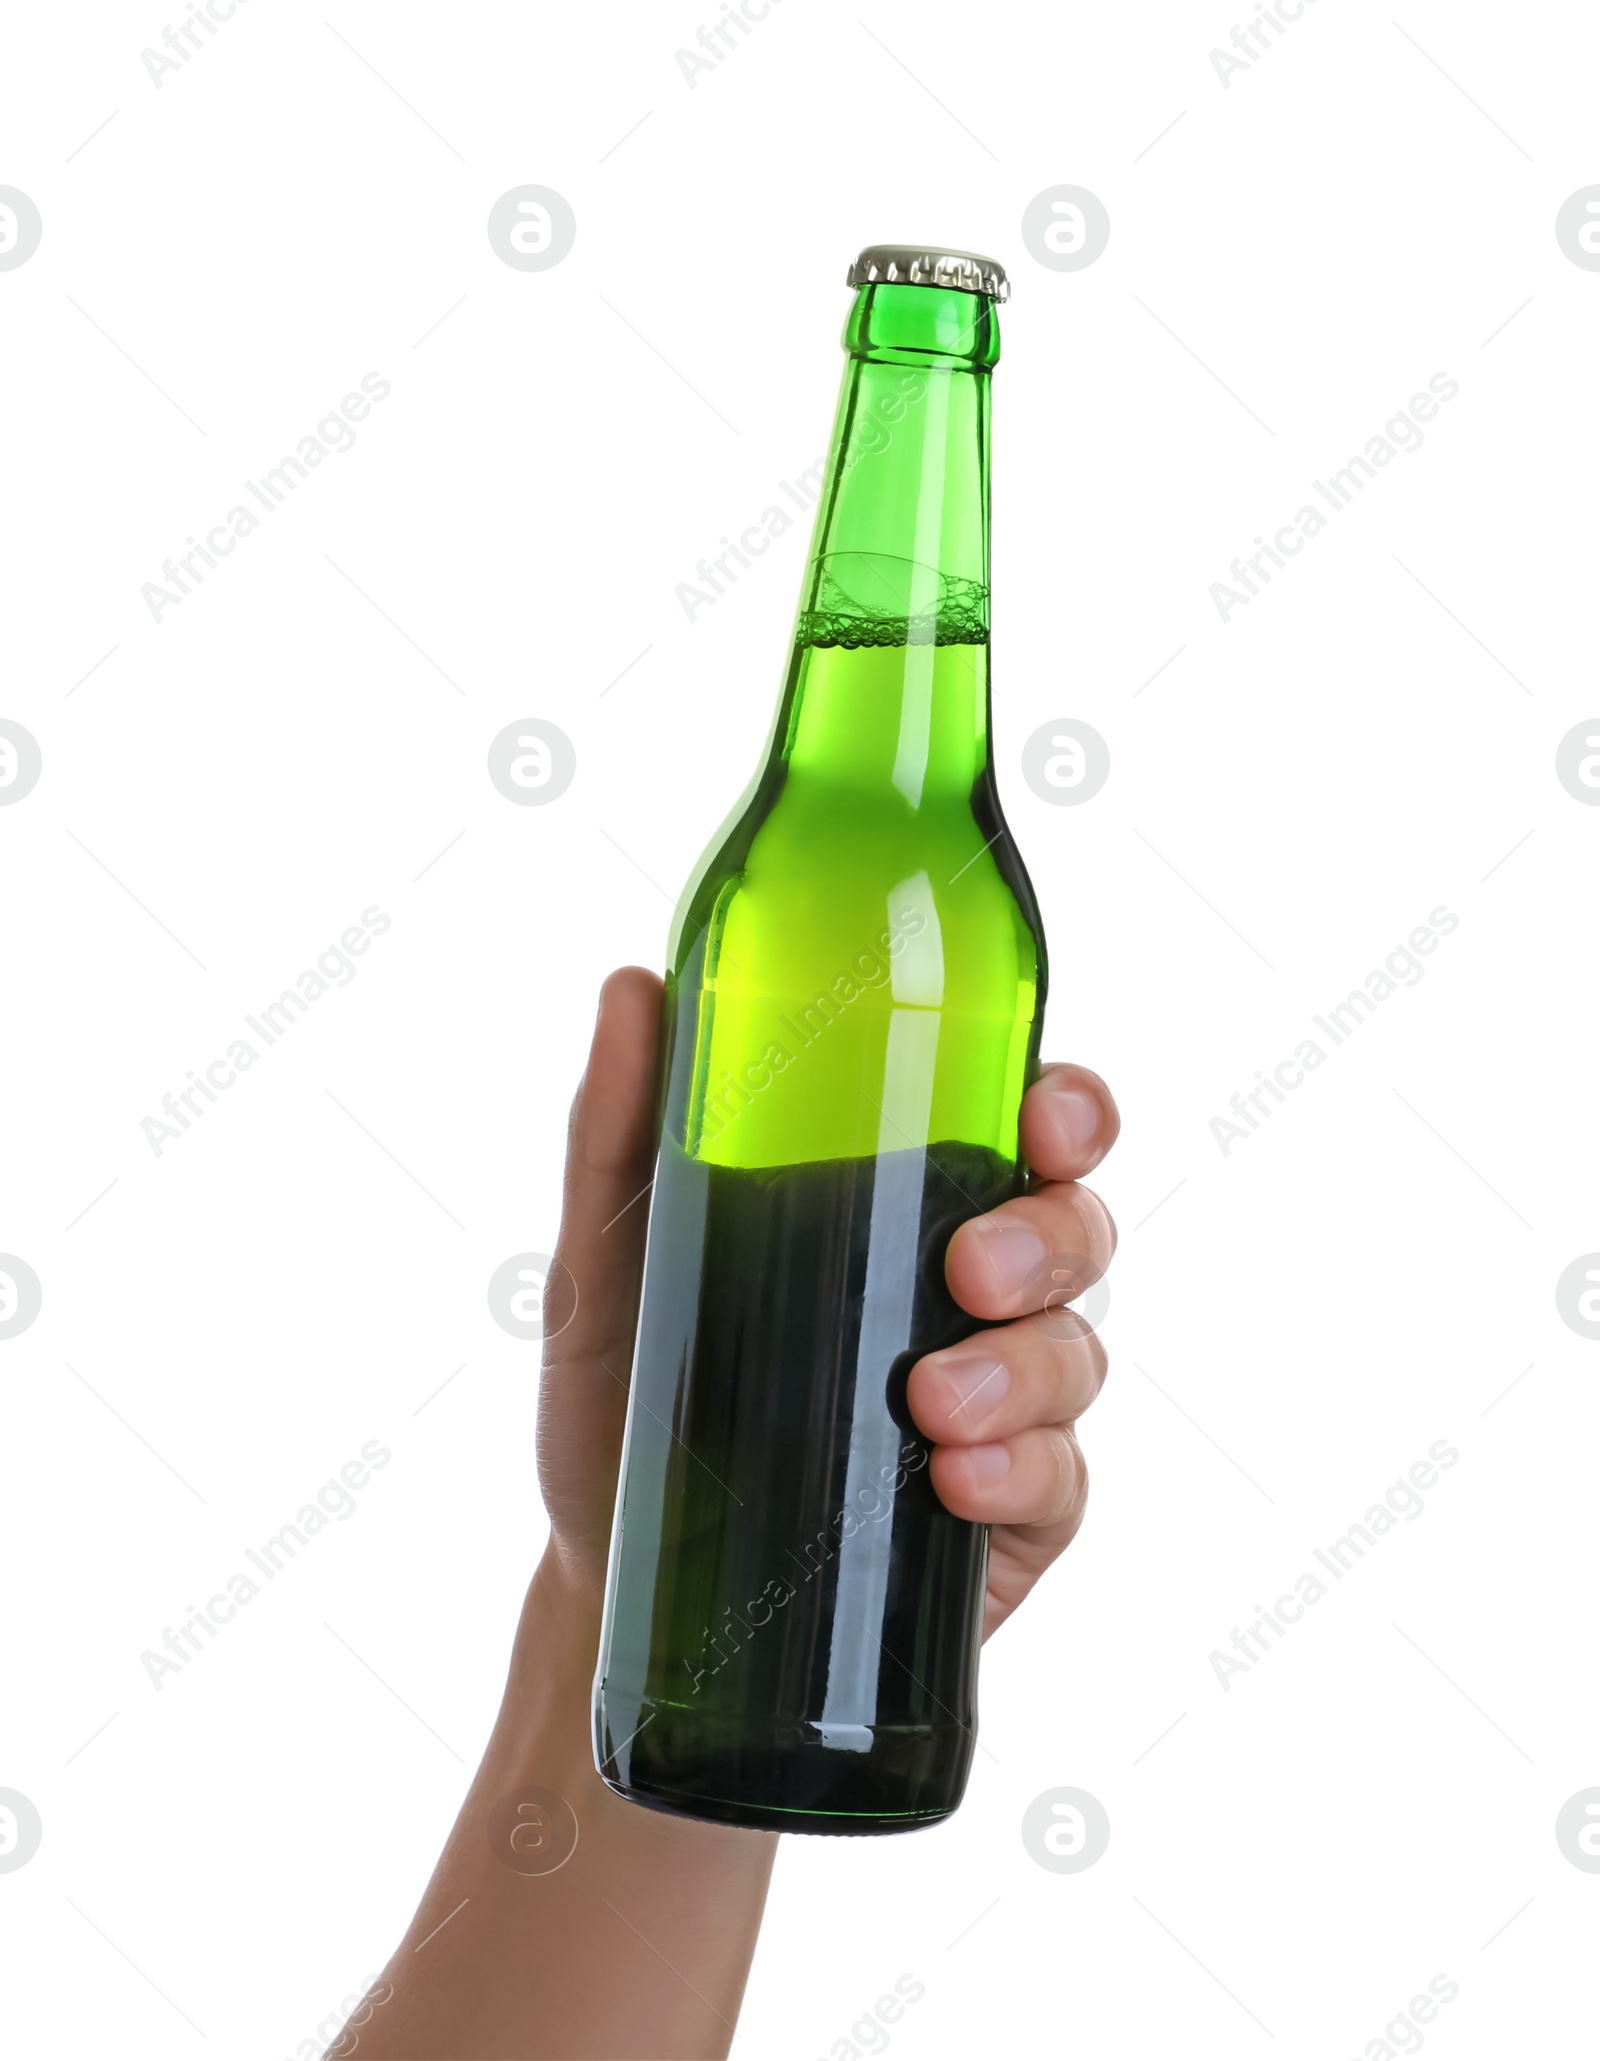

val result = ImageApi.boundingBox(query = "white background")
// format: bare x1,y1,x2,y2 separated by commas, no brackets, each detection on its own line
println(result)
3,1,1598,2055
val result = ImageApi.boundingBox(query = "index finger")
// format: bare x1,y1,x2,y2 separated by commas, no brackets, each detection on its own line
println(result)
1019,1062,1120,1184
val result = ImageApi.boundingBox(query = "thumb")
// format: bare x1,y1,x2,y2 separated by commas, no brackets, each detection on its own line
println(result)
536,967,664,1577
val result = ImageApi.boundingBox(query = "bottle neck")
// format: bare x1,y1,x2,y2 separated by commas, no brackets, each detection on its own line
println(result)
795,283,996,649
777,284,998,809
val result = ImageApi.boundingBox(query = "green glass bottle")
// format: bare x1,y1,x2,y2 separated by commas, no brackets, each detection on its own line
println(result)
593,245,1046,1835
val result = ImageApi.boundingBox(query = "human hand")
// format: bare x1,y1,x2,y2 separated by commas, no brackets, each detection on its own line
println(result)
908,1063,1118,1637
537,970,1118,1637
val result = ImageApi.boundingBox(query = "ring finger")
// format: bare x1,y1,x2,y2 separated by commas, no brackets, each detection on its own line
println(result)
908,1311,1106,1449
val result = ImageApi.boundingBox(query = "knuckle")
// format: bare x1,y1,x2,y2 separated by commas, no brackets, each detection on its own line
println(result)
1046,1427,1085,1522
1074,1182,1117,1261
1041,1304,1095,1344
1039,1314,1108,1413
1064,1434,1090,1522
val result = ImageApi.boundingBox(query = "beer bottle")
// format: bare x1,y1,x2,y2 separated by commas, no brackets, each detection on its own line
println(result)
593,245,1046,1833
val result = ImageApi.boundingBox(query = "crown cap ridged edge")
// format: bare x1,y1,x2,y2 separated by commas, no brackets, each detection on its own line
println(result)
846,244,1008,302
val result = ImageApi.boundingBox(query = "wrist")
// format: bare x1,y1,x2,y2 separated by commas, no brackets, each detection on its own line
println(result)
496,1543,605,1719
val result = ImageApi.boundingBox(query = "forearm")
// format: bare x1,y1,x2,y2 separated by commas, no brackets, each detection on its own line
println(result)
349,1548,777,2061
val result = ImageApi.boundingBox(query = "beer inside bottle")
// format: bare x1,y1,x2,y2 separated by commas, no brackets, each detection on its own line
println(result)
593,247,1047,1834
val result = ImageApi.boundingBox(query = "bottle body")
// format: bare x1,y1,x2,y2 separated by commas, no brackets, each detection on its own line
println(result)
593,271,1045,1833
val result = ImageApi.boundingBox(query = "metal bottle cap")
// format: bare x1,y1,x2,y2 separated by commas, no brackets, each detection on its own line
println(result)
846,244,1009,302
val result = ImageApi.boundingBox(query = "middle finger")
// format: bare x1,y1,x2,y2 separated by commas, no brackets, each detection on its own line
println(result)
945,1181,1117,1322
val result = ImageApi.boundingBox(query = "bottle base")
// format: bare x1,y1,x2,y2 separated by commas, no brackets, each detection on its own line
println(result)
594,1690,974,1836
598,1768,955,1837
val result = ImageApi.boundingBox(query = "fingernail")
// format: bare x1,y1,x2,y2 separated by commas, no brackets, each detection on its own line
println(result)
972,1220,1047,1299
1051,1085,1102,1163
964,1442,1011,1482
935,1352,1010,1421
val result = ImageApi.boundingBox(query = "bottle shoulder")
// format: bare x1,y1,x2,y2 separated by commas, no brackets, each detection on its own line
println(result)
674,773,1039,995
669,641,1047,1014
